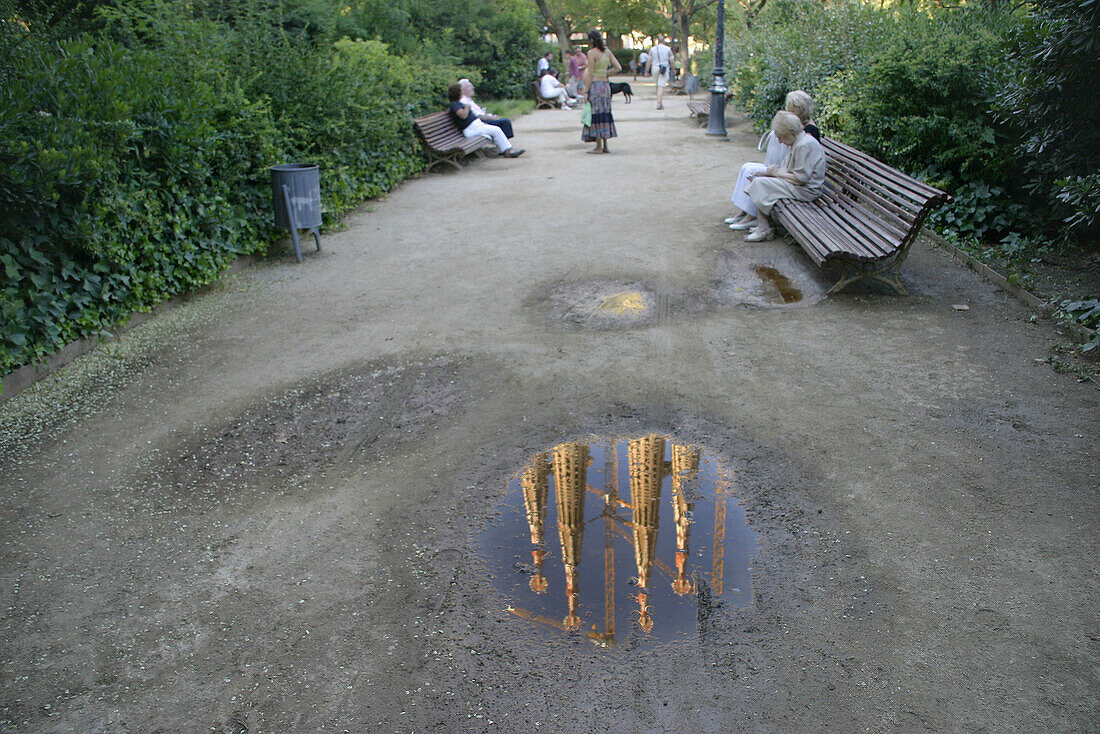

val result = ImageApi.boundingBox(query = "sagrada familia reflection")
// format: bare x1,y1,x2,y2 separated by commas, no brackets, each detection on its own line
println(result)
507,434,736,646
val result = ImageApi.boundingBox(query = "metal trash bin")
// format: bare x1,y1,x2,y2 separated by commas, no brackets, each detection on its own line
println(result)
271,163,322,262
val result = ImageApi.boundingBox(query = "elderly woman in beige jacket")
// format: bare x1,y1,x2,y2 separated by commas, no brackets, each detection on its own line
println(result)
743,110,827,242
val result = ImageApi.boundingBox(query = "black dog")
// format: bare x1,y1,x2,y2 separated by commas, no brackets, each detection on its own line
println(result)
609,82,633,103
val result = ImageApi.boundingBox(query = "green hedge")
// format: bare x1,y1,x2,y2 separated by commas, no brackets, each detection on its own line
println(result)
0,7,479,376
726,1,1025,241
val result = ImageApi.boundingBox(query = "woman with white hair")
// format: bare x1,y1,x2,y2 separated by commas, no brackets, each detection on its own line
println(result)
458,78,514,139
727,90,820,230
448,83,524,158
742,110,827,242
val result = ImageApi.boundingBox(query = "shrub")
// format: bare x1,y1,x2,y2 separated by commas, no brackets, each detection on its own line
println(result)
726,0,1025,240
996,0,1100,245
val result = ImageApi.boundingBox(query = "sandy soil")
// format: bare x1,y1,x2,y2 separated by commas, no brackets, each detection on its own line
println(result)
1,80,1097,733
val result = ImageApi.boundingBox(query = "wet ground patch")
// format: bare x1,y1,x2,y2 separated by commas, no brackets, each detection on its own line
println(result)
709,243,826,308
475,434,755,649
538,279,659,329
132,355,473,513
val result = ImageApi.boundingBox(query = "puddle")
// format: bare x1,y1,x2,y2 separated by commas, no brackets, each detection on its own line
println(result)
753,265,803,304
476,435,754,648
540,279,657,329
597,291,647,315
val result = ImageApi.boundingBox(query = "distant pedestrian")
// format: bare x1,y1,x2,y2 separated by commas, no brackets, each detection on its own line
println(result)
567,47,586,97
647,37,673,110
537,51,552,76
581,29,621,154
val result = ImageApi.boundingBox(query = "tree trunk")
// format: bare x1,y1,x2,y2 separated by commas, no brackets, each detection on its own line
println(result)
677,13,691,74
531,0,574,69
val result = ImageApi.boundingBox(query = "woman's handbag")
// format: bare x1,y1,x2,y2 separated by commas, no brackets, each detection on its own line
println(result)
581,100,593,127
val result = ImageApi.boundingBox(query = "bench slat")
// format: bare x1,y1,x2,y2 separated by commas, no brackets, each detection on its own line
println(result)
413,109,492,170
824,138,948,206
773,136,952,292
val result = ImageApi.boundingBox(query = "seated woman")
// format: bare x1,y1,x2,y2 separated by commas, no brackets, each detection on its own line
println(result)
447,83,524,158
727,90,820,230
742,110,827,242
538,68,579,108
458,78,513,139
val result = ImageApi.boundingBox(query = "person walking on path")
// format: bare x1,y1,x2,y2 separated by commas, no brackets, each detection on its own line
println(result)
581,29,621,154
647,37,673,110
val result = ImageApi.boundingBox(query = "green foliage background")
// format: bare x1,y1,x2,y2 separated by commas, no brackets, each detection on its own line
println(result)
724,0,1099,248
0,0,540,376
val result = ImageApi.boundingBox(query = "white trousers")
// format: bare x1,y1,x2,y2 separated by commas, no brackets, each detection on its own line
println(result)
731,162,766,217
463,118,511,154
542,88,572,105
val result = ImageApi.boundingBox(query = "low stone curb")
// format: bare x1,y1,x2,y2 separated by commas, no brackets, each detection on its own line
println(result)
1,255,256,404
925,231,1097,346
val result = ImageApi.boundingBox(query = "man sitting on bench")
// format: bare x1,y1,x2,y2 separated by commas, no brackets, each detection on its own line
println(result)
458,79,514,139
538,68,579,109
448,83,524,158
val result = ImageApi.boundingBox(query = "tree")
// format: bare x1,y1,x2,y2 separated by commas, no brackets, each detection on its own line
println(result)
997,0,1100,241
531,0,657,66
654,0,719,73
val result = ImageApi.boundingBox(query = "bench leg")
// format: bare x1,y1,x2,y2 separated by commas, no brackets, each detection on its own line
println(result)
826,260,908,296
425,153,463,172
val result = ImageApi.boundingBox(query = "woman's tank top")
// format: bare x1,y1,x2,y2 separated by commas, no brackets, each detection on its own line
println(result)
592,52,610,78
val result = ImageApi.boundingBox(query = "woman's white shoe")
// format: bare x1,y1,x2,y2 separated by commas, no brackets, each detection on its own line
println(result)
744,227,774,242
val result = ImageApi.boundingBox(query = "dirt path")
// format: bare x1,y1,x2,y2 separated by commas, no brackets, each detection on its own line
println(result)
2,80,1097,732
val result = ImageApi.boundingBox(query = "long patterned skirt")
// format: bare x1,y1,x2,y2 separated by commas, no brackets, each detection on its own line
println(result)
582,81,617,141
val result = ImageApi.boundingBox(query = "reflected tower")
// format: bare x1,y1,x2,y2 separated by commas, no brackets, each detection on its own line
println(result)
552,442,590,630
521,453,551,593
628,434,666,633
670,444,700,595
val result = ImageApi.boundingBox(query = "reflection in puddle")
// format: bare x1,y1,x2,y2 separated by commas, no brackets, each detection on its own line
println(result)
597,291,647,314
753,265,803,304
478,436,754,647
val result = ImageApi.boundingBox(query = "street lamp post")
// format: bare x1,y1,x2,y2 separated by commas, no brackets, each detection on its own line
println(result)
705,0,728,139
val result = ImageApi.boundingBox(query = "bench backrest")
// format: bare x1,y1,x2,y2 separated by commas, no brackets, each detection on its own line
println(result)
822,136,951,249
413,110,464,148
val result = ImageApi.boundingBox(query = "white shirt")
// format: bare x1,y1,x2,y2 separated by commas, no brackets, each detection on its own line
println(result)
537,57,550,73
649,43,672,71
638,51,650,65
539,75,564,97
460,95,487,118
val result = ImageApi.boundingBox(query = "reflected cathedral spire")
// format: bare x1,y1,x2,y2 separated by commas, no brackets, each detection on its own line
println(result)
628,434,666,633
553,442,589,631
670,444,700,595
521,453,551,593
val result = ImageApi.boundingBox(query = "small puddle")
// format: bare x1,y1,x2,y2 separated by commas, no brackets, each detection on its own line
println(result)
597,291,647,315
476,435,754,648
753,265,803,304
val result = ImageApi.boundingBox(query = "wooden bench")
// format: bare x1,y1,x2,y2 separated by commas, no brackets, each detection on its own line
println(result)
412,110,494,172
687,100,710,124
771,136,952,295
532,80,561,110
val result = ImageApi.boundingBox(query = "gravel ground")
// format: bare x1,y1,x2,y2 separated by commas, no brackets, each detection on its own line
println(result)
1,81,1097,733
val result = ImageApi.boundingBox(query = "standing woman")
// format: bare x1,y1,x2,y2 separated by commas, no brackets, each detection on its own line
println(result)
581,29,621,154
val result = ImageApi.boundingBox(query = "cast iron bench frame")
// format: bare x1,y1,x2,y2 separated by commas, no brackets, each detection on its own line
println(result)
771,136,952,295
412,110,493,172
